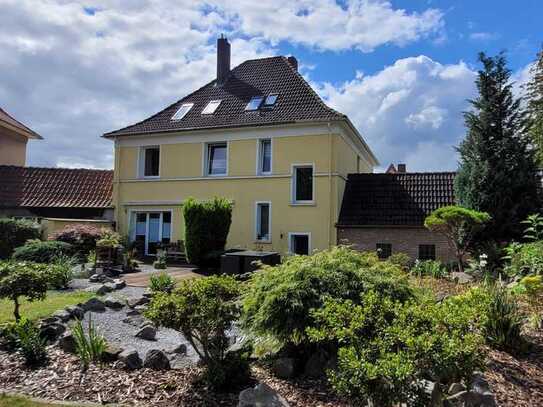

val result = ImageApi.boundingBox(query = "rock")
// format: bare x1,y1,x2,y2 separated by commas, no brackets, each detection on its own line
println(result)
40,322,66,341
436,292,449,303
126,309,140,317
448,382,466,395
171,343,187,355
135,325,157,341
127,296,150,308
65,305,85,320
82,297,106,312
41,316,60,325
58,331,76,353
84,286,100,294
272,357,295,379
52,310,72,323
102,344,123,362
420,379,441,407
303,352,330,378
451,272,473,284
143,349,171,370
134,305,148,314
238,383,290,407
104,282,117,291
112,279,126,289
104,296,124,310
89,273,102,283
96,284,114,295
118,349,142,370
142,291,154,299
447,390,496,407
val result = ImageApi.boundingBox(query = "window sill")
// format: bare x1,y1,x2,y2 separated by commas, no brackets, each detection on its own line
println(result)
254,240,272,244
141,175,160,180
290,201,316,207
205,173,228,177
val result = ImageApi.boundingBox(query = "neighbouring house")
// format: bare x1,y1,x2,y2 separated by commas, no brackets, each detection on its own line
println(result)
0,165,114,235
336,169,457,262
0,107,42,166
103,36,379,256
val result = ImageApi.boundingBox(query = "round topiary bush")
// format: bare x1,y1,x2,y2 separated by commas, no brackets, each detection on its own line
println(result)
12,240,74,263
0,218,41,259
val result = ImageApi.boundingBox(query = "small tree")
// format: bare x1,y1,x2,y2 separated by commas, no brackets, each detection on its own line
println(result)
424,206,490,273
0,262,48,321
183,197,233,266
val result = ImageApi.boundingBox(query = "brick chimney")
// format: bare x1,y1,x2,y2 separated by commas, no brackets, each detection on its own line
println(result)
397,163,406,173
287,56,298,71
217,35,230,86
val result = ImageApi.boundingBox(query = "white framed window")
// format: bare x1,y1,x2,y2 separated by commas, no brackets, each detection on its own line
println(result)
205,142,228,176
202,100,221,115
245,96,264,111
288,232,311,255
263,93,278,107
255,201,271,242
291,164,314,204
171,103,193,121
138,146,160,178
257,139,272,175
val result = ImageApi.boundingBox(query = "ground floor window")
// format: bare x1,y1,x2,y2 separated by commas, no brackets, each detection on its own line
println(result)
289,233,310,255
130,210,172,255
376,243,392,259
418,244,436,260
255,202,271,242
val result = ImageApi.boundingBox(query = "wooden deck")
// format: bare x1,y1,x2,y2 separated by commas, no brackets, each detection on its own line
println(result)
122,264,202,287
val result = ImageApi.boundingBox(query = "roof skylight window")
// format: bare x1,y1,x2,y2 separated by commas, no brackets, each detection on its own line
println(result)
171,103,194,121
202,100,221,115
263,93,278,107
245,96,264,111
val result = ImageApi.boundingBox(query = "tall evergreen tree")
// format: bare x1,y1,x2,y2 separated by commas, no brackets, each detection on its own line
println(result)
526,45,543,166
454,52,541,241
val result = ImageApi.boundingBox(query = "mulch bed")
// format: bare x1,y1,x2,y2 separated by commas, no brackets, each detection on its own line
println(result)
0,348,348,406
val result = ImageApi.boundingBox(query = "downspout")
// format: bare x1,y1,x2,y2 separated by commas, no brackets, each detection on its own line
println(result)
327,122,333,249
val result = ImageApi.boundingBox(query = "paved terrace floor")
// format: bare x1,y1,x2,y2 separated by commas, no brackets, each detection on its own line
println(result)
123,263,202,287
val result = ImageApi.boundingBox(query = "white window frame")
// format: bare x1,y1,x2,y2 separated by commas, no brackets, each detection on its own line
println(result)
256,138,273,175
138,145,160,179
203,142,228,176
290,163,315,204
288,232,311,255
127,208,174,256
254,201,272,243
201,100,221,115
171,103,194,121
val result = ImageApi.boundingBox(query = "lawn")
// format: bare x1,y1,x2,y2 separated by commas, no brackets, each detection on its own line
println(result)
0,394,81,407
0,290,95,324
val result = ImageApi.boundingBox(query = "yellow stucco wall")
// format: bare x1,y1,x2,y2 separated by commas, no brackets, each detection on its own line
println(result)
0,131,27,166
114,131,372,255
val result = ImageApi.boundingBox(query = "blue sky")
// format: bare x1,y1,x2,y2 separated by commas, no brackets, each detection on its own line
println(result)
0,1,541,171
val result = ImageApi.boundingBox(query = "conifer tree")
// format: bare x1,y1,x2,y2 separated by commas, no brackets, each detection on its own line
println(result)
526,45,543,166
454,52,541,241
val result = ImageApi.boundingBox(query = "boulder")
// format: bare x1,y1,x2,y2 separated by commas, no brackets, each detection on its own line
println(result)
127,296,150,308
102,344,123,362
272,357,295,379
65,305,85,320
238,383,290,407
40,322,66,341
118,349,142,370
134,305,148,314
52,309,72,323
84,286,101,294
143,349,171,370
448,382,466,395
135,325,157,341
104,296,124,310
447,373,496,407
450,272,473,284
83,297,106,312
41,316,60,325
126,309,140,317
89,273,102,283
58,331,76,353
104,282,117,291
171,343,187,355
96,284,114,296
112,279,126,290
419,379,441,407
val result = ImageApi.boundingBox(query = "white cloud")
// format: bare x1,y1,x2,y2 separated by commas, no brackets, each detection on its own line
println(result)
469,32,500,41
213,0,444,52
315,56,478,171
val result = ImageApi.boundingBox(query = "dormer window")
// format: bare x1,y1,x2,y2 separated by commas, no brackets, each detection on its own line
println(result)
202,100,221,115
171,103,193,121
245,96,263,111
263,93,278,107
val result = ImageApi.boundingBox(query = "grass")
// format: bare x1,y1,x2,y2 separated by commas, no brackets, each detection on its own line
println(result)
0,394,82,406
0,290,95,324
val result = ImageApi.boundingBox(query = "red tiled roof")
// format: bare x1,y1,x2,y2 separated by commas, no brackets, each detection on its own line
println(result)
0,107,42,139
0,165,113,208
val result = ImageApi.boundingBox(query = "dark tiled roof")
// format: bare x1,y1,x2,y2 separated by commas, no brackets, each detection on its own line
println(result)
0,165,113,208
0,107,42,139
104,56,344,137
338,172,456,227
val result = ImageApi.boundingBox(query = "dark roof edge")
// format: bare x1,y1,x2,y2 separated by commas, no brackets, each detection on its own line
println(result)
0,115,43,140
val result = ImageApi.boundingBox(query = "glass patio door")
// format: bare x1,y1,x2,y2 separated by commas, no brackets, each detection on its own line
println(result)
131,211,172,255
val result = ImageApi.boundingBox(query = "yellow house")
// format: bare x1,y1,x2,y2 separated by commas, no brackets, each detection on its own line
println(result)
0,107,42,166
104,37,378,256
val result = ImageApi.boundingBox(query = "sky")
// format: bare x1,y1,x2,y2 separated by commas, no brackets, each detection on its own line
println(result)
0,0,541,172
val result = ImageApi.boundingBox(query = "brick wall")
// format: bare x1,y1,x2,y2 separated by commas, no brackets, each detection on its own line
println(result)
337,226,456,263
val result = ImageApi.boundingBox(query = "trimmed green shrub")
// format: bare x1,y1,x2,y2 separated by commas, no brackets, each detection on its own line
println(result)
12,318,47,367
411,259,447,278
0,261,48,321
0,218,41,259
12,240,73,263
149,272,176,294
72,317,106,369
50,224,102,258
183,197,233,266
307,292,485,406
241,246,413,354
146,275,246,389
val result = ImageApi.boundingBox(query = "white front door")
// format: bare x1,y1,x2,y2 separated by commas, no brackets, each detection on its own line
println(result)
131,211,172,255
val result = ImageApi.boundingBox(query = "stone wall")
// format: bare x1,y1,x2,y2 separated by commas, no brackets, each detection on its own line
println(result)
337,226,456,263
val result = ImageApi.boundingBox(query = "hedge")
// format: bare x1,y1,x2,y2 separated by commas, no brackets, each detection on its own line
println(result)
0,218,41,259
50,224,102,258
183,197,233,266
12,241,74,263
